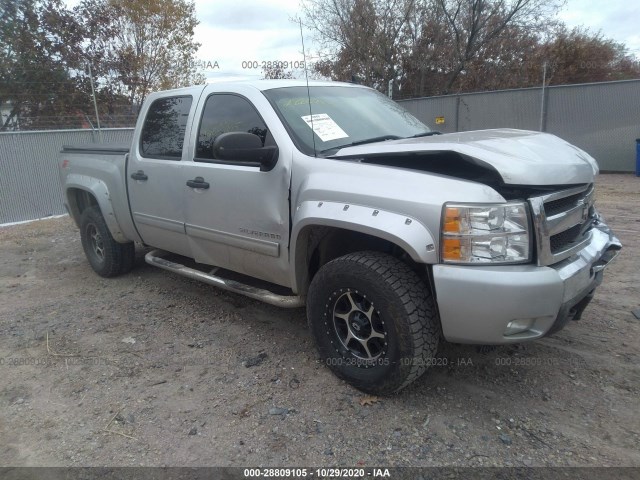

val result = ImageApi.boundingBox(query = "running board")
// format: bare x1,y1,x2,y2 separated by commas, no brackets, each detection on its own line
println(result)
145,249,305,308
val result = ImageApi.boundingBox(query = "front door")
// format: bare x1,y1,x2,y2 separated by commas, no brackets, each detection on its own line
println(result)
182,93,291,287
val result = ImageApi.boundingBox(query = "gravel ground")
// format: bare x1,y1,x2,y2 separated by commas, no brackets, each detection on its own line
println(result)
0,174,638,468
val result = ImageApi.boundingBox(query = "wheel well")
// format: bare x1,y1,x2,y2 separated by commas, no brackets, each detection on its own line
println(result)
298,226,442,339
68,188,99,224
298,226,424,295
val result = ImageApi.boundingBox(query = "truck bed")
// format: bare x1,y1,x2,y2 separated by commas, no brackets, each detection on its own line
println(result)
61,143,130,155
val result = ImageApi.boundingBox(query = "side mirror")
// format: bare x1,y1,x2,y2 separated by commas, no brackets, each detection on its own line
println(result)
212,132,278,172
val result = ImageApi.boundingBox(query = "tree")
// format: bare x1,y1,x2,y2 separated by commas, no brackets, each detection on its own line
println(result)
302,0,418,91
261,65,296,79
540,26,640,86
0,0,88,130
432,0,563,93
409,21,543,94
395,2,451,97
76,0,205,107
1,0,204,130
302,0,563,95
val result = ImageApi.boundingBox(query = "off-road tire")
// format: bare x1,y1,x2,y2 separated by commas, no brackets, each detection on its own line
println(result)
307,251,439,395
79,206,135,277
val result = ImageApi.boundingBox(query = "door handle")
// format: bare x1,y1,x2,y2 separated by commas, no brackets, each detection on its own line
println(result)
130,170,148,181
186,177,210,189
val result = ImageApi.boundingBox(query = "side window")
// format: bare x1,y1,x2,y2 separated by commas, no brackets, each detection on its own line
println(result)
140,96,192,159
196,94,272,161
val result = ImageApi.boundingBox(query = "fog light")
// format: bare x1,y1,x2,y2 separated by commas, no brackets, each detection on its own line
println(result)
504,318,535,336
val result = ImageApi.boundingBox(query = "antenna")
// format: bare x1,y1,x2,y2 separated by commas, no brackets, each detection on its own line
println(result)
299,18,317,157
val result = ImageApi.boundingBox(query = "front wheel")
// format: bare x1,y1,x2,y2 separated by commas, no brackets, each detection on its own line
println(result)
307,251,439,395
79,206,135,277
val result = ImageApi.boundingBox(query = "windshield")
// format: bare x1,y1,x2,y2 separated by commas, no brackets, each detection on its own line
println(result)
262,86,429,156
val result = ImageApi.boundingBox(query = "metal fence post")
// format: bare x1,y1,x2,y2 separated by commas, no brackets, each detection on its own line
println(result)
87,62,103,143
539,62,547,132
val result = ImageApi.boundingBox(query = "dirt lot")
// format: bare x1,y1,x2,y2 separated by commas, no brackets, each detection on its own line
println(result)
0,174,638,468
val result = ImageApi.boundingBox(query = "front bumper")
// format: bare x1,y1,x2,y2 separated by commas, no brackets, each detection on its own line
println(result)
433,219,621,344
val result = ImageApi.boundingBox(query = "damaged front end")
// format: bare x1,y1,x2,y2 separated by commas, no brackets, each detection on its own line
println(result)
329,130,622,343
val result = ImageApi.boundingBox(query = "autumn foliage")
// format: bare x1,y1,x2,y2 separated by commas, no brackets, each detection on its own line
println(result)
301,0,640,98
0,0,203,130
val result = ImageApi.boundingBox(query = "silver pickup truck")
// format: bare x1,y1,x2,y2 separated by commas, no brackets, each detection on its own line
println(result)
58,80,621,394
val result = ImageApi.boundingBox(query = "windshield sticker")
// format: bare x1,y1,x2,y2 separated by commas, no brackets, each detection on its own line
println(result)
301,113,349,142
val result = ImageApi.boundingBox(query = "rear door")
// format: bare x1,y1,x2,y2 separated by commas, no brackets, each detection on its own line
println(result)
181,91,291,287
128,94,195,256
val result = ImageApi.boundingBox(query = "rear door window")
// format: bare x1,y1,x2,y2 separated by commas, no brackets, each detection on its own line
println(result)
140,96,192,159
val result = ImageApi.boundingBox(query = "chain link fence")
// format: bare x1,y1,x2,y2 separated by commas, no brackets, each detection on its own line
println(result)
398,79,640,172
0,128,134,225
2,80,637,225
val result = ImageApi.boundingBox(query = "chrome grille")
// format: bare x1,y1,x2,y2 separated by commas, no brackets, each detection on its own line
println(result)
549,224,582,253
544,192,585,217
529,184,595,266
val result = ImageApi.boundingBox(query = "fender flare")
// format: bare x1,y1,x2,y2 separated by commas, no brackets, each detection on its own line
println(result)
290,200,438,293
64,174,129,243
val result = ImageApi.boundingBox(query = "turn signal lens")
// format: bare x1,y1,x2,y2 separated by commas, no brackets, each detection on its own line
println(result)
443,238,462,261
443,207,461,233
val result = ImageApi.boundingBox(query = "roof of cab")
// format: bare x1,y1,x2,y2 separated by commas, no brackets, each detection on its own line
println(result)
144,79,366,100
208,79,364,91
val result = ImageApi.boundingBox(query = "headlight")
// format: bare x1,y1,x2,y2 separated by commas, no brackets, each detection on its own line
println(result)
441,202,531,264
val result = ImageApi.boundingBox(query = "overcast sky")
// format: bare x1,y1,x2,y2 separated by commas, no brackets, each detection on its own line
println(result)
193,0,640,82
558,0,640,55
64,0,640,82
191,0,307,82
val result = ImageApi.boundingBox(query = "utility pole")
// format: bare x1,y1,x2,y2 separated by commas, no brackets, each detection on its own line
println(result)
87,62,103,142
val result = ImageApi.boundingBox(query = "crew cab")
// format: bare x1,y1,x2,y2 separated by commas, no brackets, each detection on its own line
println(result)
58,80,621,394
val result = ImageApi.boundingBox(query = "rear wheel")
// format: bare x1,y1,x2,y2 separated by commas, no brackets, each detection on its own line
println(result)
307,251,439,395
80,206,135,277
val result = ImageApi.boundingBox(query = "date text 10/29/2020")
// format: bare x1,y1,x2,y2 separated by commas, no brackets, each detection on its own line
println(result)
316,357,472,368
244,468,391,478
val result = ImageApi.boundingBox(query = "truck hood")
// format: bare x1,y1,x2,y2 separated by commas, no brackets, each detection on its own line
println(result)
330,129,599,186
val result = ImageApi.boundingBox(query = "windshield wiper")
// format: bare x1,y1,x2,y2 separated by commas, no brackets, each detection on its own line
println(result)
348,134,403,146
320,135,402,153
408,131,442,138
